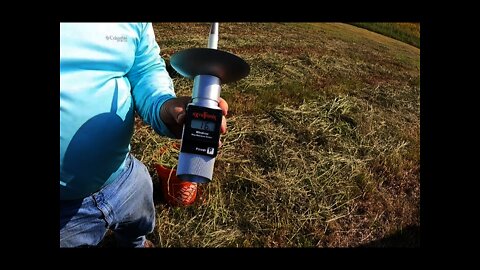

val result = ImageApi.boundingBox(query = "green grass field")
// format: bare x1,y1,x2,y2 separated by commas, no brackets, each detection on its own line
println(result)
105,23,420,247
350,23,420,48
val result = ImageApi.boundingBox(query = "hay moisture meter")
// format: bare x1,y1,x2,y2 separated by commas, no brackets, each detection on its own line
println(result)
170,23,250,183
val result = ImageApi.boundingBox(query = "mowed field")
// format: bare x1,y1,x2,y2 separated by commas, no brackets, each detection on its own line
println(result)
114,23,420,247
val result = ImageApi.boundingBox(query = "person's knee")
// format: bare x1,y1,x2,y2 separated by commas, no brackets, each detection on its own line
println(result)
132,156,154,193
114,157,156,232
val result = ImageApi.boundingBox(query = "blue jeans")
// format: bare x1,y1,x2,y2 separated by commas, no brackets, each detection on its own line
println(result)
60,154,155,247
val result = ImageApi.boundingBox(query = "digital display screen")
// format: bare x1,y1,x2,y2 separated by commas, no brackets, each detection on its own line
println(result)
191,119,216,131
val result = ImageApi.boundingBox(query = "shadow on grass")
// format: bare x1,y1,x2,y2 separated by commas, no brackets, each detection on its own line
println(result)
358,225,420,247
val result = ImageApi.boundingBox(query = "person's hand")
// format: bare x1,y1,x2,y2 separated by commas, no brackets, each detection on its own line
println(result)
160,96,228,140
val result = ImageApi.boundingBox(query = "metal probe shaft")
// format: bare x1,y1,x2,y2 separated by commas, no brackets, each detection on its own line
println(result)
208,22,219,49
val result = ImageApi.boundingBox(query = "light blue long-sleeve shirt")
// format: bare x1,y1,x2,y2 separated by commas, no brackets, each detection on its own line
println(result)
60,23,176,200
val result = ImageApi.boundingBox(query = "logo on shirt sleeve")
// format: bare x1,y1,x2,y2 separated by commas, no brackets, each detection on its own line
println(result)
105,35,127,42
